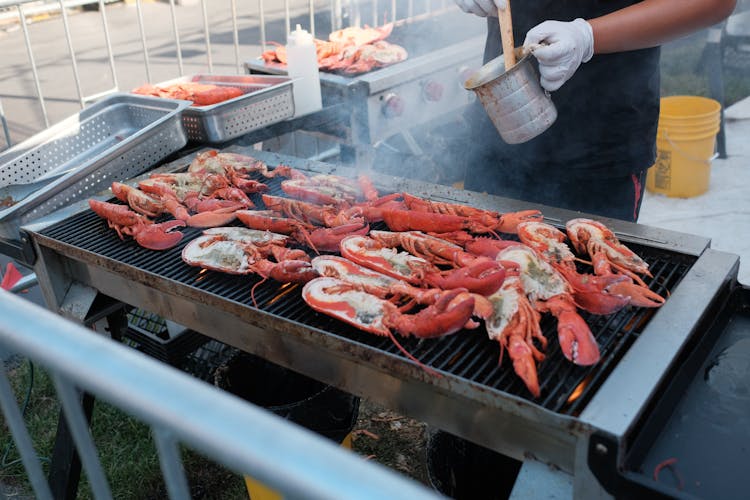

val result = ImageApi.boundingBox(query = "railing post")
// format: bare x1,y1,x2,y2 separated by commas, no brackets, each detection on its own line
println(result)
168,0,184,76
0,362,53,500
153,426,192,500
200,0,213,73
0,98,11,149
705,25,728,158
259,0,267,53
17,3,49,127
58,0,85,108
135,0,152,83
97,0,119,91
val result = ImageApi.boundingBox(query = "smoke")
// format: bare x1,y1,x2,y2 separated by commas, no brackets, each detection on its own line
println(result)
314,1,750,222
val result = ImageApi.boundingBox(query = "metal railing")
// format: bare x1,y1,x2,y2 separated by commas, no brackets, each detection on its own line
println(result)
0,0,453,150
0,288,441,499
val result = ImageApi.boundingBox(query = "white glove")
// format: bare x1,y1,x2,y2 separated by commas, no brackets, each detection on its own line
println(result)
454,0,507,17
523,18,594,92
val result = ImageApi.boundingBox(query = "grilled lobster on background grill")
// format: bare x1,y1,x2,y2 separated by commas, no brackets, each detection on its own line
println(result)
260,23,408,75
88,150,666,397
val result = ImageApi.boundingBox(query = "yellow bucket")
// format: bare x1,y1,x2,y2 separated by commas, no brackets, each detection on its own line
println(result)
646,96,721,198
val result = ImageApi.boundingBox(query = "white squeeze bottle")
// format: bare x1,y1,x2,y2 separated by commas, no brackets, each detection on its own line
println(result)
285,24,322,117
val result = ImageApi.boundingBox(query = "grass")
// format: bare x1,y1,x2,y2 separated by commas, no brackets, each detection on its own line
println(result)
660,30,750,106
0,360,248,499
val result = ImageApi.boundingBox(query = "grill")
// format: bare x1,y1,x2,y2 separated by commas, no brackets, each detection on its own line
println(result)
36,175,686,413
245,8,486,171
24,147,740,496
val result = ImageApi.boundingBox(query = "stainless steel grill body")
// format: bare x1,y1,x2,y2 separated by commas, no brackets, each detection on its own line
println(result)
24,147,739,496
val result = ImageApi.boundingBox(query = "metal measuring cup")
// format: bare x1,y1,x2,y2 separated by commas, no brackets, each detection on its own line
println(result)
464,45,557,144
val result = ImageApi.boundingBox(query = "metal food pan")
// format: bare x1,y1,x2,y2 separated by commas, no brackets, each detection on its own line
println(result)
146,74,295,143
0,92,190,260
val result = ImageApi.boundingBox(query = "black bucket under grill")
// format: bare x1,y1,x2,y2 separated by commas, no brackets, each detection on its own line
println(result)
36,157,693,414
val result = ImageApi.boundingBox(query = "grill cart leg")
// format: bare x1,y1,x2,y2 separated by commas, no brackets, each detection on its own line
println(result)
46,299,129,499
47,392,96,500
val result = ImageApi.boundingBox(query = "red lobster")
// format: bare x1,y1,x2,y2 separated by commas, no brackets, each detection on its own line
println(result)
88,199,185,251
236,209,369,253
400,193,543,234
496,244,600,366
303,276,474,373
517,221,665,314
340,235,505,297
261,194,364,227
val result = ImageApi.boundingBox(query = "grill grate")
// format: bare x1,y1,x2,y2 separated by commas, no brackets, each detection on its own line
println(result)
38,164,692,415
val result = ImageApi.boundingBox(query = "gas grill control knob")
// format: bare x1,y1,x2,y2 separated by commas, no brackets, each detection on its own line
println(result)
382,93,405,118
458,66,474,87
423,80,444,102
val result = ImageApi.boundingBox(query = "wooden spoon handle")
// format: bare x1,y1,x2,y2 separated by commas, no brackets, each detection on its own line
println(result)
497,3,516,69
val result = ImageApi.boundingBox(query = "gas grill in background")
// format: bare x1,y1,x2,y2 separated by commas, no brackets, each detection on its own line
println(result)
22,146,743,498
244,9,486,182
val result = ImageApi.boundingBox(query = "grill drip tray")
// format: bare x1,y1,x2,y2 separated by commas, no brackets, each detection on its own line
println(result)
622,285,750,498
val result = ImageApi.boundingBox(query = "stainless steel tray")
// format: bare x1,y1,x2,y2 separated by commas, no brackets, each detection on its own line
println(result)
145,74,295,143
0,92,190,260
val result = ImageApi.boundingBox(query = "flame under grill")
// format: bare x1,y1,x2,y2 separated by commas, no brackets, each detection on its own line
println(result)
37,161,693,415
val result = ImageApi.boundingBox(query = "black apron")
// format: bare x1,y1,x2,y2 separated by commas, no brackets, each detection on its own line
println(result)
463,0,660,214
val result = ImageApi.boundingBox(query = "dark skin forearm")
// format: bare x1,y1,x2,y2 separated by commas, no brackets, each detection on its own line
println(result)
589,0,737,54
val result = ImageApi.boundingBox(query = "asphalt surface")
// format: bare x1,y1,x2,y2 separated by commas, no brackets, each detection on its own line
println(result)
0,0,316,146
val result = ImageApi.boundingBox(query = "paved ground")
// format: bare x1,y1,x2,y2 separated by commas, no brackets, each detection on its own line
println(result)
639,97,750,284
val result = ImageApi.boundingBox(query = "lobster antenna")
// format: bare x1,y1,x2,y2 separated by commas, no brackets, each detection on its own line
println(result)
385,332,441,378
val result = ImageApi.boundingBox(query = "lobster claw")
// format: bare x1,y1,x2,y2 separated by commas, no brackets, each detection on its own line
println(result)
425,259,506,296
604,278,666,309
306,222,370,253
538,295,601,366
557,267,633,315
133,220,185,251
251,259,318,284
384,288,475,339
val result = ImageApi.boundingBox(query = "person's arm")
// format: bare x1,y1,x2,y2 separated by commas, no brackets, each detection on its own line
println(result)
590,0,737,54
524,0,737,91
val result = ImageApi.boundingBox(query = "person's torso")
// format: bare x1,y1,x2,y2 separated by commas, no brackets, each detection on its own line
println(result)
482,0,660,178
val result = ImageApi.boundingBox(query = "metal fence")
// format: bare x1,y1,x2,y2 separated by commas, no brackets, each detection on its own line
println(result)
0,0,452,150
0,288,441,499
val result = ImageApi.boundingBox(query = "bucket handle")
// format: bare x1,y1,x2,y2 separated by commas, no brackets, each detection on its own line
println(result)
663,129,720,165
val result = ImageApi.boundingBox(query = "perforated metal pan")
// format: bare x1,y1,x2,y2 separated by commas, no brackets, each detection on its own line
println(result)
144,74,294,143
0,92,190,261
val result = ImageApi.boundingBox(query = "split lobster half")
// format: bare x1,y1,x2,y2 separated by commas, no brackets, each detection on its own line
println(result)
340,234,506,297
89,199,185,251
181,227,317,288
303,276,474,372
496,244,600,367
485,275,546,398
517,221,665,314
236,209,369,254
